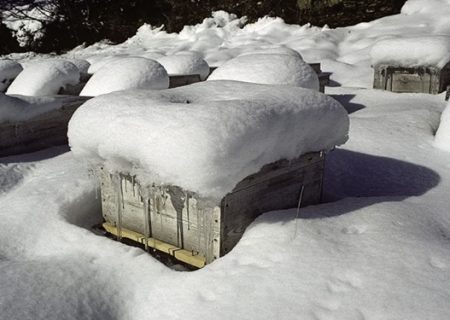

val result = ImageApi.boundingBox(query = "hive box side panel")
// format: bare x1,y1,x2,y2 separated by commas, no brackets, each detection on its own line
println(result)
99,170,220,263
220,152,325,255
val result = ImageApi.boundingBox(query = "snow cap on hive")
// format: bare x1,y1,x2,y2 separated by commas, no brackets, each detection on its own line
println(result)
0,60,23,92
69,80,348,198
6,59,79,96
207,51,319,90
157,52,210,80
80,57,169,96
370,36,450,68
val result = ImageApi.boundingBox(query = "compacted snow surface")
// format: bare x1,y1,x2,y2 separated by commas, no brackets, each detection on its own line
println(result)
1,0,450,319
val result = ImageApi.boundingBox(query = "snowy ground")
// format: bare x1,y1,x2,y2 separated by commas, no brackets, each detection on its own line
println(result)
1,87,449,320
1,0,450,319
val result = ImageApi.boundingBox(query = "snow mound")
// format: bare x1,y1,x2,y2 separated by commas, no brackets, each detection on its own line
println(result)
157,53,210,80
238,47,302,58
0,60,23,92
370,36,450,68
0,93,62,123
68,80,349,197
207,53,320,90
80,57,169,96
435,103,450,152
6,60,80,96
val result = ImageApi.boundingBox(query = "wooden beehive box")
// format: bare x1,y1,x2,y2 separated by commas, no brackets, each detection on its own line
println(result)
169,74,202,88
0,96,90,156
373,63,450,94
99,151,325,268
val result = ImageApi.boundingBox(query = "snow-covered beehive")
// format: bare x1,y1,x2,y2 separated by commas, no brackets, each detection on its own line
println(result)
0,94,90,156
371,37,450,94
68,80,349,267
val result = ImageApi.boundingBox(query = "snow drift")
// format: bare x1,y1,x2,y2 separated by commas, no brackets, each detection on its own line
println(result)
69,81,348,197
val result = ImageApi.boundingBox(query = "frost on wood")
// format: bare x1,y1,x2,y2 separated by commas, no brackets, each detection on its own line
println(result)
6,60,80,96
80,57,169,96
207,52,320,90
68,80,349,197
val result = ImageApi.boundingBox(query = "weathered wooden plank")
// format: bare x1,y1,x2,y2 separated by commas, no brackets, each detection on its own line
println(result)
220,156,324,255
373,63,450,94
169,74,202,88
0,96,90,156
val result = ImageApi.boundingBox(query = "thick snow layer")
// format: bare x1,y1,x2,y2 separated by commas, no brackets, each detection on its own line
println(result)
208,53,320,90
69,81,348,197
6,60,80,96
157,53,210,80
435,103,450,151
370,36,450,68
1,86,450,320
0,60,23,92
80,57,169,96
0,93,62,123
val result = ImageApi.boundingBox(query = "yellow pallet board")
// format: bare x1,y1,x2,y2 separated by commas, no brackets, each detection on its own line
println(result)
102,222,206,269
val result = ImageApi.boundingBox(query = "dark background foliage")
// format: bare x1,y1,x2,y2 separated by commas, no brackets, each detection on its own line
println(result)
0,0,407,54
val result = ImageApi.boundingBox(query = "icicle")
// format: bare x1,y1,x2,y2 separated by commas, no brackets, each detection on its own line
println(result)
293,185,305,239
132,175,135,197
186,192,190,231
114,174,124,241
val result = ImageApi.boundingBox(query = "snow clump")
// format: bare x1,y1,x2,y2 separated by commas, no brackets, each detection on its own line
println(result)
68,80,348,197
435,102,450,152
6,60,80,96
0,93,61,123
0,60,23,92
370,36,450,68
80,57,169,96
207,52,320,90
157,52,210,80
